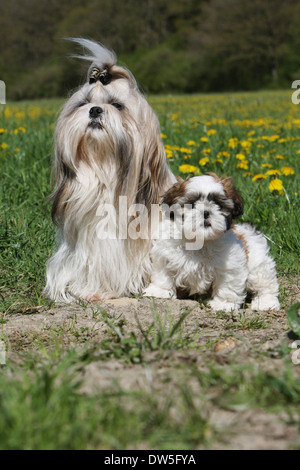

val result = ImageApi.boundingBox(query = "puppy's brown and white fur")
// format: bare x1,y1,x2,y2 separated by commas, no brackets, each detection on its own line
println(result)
44,39,175,302
144,173,280,311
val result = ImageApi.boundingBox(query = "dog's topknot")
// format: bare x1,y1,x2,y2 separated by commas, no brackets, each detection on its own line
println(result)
67,37,138,88
68,38,117,67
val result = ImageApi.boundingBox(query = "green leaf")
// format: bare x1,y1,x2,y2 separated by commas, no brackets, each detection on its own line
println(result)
286,303,300,337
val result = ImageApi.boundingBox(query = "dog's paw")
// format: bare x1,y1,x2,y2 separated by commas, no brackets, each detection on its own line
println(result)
143,284,175,299
208,298,240,312
251,295,280,311
83,293,106,302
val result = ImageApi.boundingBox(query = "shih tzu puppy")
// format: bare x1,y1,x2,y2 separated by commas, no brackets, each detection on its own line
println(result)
144,173,280,312
44,39,175,302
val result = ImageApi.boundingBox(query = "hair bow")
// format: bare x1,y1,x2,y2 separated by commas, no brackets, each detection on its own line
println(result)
89,67,112,85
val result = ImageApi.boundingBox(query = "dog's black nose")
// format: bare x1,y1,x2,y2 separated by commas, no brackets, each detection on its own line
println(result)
89,106,103,118
204,210,210,219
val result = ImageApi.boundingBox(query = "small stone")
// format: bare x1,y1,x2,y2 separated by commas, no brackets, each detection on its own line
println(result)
215,337,238,353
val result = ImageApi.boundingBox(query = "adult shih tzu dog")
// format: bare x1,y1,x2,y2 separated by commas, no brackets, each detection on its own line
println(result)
144,173,280,312
44,39,175,302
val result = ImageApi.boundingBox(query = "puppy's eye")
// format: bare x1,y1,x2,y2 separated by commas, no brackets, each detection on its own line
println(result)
111,102,124,111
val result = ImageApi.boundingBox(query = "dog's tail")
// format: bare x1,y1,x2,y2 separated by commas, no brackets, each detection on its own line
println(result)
67,37,117,69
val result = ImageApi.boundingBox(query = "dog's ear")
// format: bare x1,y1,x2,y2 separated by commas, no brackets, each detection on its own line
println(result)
162,179,188,206
221,177,244,218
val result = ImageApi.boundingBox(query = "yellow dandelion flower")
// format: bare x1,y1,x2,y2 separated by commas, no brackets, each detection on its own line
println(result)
179,147,192,154
15,148,20,152
265,169,281,176
4,107,12,118
200,137,209,143
252,174,267,181
0,143,8,149
236,153,246,160
207,129,216,135
199,157,209,166
203,148,211,154
275,155,284,160
228,137,238,149
187,140,196,146
18,126,26,133
160,133,167,139
237,161,249,170
171,113,178,121
165,149,173,159
220,151,230,158
179,164,197,174
281,166,295,176
261,163,273,168
240,140,251,148
0,128,5,134
269,179,283,194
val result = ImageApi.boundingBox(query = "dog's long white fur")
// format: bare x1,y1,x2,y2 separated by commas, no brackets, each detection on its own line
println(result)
44,39,175,302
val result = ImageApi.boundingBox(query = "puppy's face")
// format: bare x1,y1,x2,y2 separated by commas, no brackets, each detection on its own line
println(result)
162,174,243,242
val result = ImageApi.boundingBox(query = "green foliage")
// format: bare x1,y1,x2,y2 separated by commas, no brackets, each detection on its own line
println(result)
98,305,198,364
1,0,300,98
286,303,300,338
0,350,212,450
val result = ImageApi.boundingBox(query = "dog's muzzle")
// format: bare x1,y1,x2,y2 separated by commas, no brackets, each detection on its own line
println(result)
88,106,103,129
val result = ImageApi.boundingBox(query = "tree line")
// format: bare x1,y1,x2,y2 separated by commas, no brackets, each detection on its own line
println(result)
0,0,299,99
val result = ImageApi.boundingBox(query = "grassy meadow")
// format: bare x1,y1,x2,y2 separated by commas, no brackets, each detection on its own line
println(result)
0,91,299,312
0,91,299,450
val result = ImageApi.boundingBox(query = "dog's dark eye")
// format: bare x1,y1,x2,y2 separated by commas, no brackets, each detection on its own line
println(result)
78,100,89,108
111,102,123,111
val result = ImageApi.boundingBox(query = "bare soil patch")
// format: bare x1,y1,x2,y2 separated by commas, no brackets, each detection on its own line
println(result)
2,275,300,449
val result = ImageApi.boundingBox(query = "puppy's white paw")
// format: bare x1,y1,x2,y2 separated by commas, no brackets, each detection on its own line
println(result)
208,298,240,312
251,295,280,311
143,284,175,299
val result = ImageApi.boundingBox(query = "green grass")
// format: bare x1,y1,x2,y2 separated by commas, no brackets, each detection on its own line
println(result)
0,338,299,450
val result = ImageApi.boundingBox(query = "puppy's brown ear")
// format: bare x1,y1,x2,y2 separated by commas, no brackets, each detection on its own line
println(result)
162,179,188,206
222,177,244,218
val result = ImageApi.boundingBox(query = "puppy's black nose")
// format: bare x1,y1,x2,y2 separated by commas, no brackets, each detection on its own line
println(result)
204,210,210,219
89,106,103,118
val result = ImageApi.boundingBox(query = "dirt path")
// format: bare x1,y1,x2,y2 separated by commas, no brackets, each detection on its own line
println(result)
2,275,300,449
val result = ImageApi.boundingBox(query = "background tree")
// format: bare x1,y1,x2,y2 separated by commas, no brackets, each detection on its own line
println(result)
0,0,299,98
